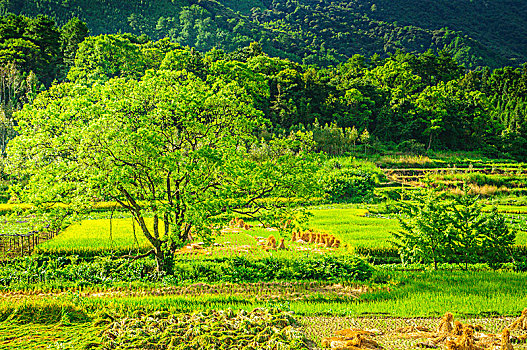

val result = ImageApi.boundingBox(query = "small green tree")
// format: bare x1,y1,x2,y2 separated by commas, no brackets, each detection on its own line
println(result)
349,126,359,152
445,189,489,268
446,188,516,269
392,186,516,269
359,128,370,154
480,208,516,269
391,188,450,269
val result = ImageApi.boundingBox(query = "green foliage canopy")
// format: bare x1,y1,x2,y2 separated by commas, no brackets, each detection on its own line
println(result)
6,69,320,271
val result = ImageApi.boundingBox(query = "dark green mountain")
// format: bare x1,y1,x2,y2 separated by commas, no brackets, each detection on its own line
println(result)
2,0,527,68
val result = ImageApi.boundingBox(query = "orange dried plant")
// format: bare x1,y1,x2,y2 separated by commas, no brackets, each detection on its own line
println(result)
437,312,454,334
266,235,277,249
501,329,514,350
510,309,527,330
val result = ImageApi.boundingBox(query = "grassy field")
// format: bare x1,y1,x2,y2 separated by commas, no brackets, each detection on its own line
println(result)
1,269,525,318
308,207,397,249
34,207,397,257
3,152,527,349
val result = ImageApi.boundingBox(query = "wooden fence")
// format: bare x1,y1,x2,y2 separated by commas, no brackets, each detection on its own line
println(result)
0,229,56,257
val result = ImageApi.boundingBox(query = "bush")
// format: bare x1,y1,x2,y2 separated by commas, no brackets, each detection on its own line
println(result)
392,187,516,269
0,254,374,287
355,247,401,265
174,255,374,283
397,139,427,155
356,245,527,266
320,168,375,203
513,256,527,272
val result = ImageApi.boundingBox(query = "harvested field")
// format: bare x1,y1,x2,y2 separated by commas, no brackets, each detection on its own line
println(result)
302,315,527,349
0,282,367,302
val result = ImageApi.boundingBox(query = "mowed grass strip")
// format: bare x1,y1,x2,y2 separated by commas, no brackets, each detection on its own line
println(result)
86,270,527,317
2,270,521,318
490,205,527,214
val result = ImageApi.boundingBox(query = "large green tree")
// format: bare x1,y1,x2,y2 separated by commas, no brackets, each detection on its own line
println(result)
6,69,319,271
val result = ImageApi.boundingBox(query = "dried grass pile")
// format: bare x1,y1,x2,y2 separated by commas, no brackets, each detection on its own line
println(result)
175,242,206,256
322,328,382,349
266,235,277,249
390,312,523,350
510,309,527,331
100,308,308,350
227,217,252,231
292,229,341,248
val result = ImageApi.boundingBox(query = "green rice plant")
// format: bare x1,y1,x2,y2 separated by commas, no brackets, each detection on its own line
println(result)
35,217,153,256
489,205,527,214
309,208,398,249
45,269,527,318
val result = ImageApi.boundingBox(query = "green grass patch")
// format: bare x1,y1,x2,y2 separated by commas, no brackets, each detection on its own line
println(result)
4,269,522,318
490,205,527,214
35,207,393,256
94,269,527,317
309,208,398,249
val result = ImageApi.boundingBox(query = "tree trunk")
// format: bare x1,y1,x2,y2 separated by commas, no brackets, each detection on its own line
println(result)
427,133,433,151
133,214,166,272
182,223,193,241
153,244,165,272
164,213,170,238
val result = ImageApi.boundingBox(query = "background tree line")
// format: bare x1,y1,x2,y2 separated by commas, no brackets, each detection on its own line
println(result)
0,13,526,160
0,14,87,154
2,0,526,69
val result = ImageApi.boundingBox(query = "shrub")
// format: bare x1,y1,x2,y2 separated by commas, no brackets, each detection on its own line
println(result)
356,245,527,267
320,168,375,203
174,255,374,283
392,187,516,269
0,254,374,287
397,139,427,155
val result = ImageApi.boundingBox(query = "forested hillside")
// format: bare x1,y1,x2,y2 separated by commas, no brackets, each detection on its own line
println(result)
3,0,527,69
1,15,527,160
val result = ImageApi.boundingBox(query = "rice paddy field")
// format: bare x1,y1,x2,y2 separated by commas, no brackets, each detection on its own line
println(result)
1,154,527,349
0,271,526,349
30,205,527,255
